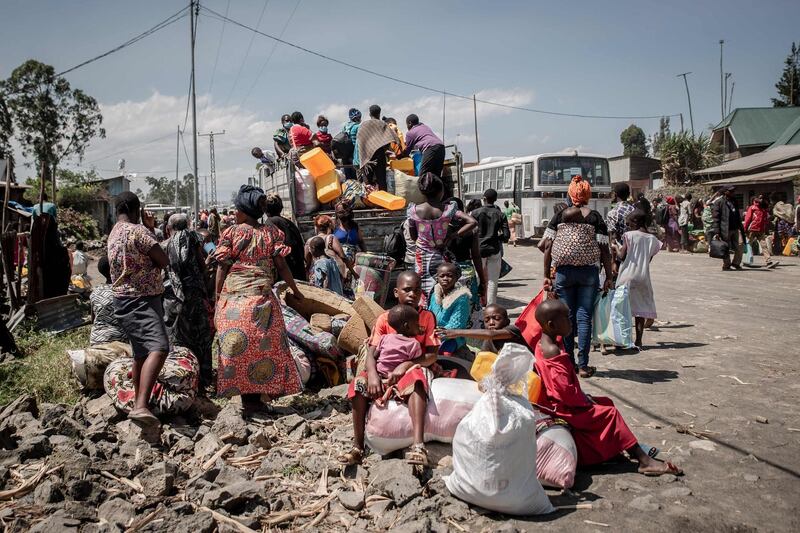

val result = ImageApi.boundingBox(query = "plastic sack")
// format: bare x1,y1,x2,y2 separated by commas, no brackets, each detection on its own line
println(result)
393,170,426,205
445,344,554,515
364,377,481,455
353,253,396,306
68,341,132,390
591,285,634,348
104,346,199,416
743,242,753,266
535,413,578,489
294,169,320,216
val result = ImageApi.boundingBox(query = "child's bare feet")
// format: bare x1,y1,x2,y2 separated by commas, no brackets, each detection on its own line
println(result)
637,456,683,476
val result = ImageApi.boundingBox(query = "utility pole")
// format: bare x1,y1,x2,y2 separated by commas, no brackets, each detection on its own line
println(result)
189,0,200,223
174,126,180,209
724,72,732,116
199,130,225,207
473,94,480,162
728,81,736,114
677,72,695,136
719,39,725,121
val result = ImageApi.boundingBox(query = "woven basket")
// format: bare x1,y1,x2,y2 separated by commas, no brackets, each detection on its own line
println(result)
337,315,368,355
276,281,358,320
352,295,385,332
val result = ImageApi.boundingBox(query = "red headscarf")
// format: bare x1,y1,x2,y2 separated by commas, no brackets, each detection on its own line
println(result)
665,196,676,205
567,175,591,206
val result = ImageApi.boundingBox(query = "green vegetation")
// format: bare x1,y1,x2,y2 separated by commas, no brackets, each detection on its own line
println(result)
659,131,721,185
620,123,648,157
772,42,800,107
0,324,89,405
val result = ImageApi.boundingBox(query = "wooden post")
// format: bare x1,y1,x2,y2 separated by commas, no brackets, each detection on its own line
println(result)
1,160,18,309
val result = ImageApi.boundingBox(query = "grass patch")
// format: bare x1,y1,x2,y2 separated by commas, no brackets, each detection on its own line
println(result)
0,323,89,405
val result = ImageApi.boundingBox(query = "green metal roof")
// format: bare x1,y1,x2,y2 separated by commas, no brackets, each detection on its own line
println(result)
714,107,800,147
770,115,800,147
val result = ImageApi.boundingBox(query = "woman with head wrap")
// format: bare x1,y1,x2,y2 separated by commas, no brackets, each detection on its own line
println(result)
163,213,214,389
664,196,680,252
541,174,612,378
212,185,305,411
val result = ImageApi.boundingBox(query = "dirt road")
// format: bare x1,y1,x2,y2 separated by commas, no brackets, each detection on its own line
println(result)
490,245,800,532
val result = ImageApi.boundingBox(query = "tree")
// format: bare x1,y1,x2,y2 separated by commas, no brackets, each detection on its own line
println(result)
24,168,100,211
659,131,721,185
144,174,195,206
1,60,105,201
650,117,671,159
0,94,12,161
620,124,648,157
772,42,800,107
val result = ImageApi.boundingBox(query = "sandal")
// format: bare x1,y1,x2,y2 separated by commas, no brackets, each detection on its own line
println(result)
128,408,159,425
640,460,683,477
405,443,429,466
578,366,596,378
337,447,364,466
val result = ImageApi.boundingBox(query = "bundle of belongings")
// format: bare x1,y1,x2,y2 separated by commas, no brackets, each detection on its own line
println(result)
68,343,201,416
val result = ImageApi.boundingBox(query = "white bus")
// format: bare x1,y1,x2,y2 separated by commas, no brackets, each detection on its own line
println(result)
462,152,612,237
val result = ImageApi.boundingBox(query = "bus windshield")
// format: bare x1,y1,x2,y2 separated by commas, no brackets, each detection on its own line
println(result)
538,156,610,187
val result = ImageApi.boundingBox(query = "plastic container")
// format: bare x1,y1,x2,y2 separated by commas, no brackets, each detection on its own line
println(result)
390,157,415,175
470,351,542,404
299,147,335,178
412,151,423,176
367,190,406,211
315,169,341,204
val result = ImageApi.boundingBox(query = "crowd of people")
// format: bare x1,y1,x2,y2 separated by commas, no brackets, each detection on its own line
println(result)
84,159,696,478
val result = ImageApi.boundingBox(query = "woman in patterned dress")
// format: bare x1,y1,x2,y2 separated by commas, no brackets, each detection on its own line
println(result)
213,185,305,411
407,173,476,306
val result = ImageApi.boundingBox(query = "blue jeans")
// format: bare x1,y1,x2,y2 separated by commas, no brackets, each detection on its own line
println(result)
555,265,599,369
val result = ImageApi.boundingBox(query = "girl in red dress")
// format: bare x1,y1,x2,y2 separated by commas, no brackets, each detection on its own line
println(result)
534,298,683,476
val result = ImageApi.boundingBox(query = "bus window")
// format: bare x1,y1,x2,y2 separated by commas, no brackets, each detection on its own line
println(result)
538,157,610,186
539,158,555,185
523,163,533,190
513,166,522,190
503,168,513,190
463,172,470,194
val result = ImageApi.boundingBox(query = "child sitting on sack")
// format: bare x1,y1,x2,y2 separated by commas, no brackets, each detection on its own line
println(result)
339,271,439,467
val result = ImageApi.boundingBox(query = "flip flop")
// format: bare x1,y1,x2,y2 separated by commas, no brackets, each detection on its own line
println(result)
128,408,159,425
641,461,683,477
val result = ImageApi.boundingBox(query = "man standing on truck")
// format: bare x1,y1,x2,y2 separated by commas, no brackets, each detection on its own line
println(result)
356,104,398,191
341,108,362,181
401,114,446,179
472,188,510,305
273,114,293,160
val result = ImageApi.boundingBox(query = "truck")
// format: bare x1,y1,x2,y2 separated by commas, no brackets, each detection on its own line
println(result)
259,146,465,251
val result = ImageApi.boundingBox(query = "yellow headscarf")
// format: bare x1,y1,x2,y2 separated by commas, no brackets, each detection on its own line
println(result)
568,175,591,206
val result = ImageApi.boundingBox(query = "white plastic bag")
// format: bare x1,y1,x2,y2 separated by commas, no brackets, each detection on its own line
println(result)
294,169,319,215
445,343,554,515
591,285,634,348
364,378,481,455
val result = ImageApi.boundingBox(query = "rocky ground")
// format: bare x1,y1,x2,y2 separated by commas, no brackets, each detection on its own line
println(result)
1,246,798,532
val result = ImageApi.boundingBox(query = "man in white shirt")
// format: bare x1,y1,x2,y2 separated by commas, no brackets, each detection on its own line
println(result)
678,193,693,253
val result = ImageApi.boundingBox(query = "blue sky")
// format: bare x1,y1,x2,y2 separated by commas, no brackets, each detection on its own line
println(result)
2,0,799,200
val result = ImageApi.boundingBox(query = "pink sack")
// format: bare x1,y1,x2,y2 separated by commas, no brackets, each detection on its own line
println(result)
364,378,481,455
536,414,578,489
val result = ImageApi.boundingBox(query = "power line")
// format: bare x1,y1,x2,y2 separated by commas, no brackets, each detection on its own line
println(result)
80,131,176,165
201,6,679,120
57,6,189,76
238,0,302,109
220,0,271,108
204,0,231,115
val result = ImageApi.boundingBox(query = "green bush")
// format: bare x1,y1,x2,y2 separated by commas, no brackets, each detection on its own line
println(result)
58,206,99,241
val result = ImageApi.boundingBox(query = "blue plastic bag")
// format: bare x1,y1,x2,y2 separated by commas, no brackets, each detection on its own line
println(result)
591,285,634,348
743,242,753,266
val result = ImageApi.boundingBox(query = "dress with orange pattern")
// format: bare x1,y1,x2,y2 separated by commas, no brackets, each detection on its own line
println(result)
213,223,302,398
